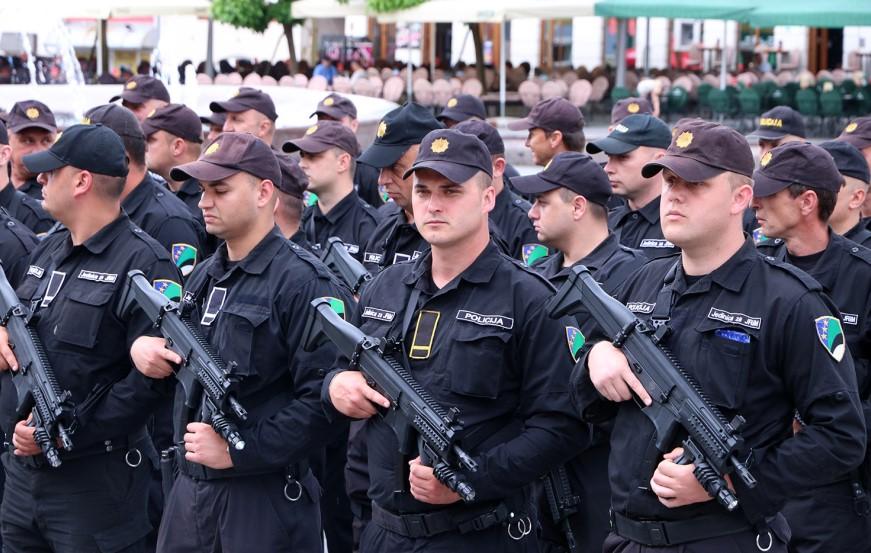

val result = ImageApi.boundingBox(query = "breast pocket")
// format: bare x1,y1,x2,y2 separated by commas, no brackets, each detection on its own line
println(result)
693,318,757,411
54,285,116,349
446,323,511,400
217,303,270,377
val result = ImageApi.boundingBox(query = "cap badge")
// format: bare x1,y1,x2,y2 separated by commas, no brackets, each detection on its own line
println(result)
205,142,220,156
447,98,458,108
675,131,693,149
233,88,242,97
323,97,335,106
81,117,91,125
376,121,387,139
147,109,156,118
305,125,318,135
126,81,137,90
25,108,39,120
627,102,640,114
845,122,858,133
760,152,773,167
431,138,449,154
614,124,629,133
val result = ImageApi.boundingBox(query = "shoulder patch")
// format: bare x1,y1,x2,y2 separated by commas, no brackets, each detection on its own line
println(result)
321,296,346,320
172,243,198,277
566,326,585,363
521,244,549,266
815,315,846,362
153,279,183,302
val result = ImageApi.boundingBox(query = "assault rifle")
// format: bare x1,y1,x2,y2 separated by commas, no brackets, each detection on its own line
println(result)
542,466,580,552
320,237,372,295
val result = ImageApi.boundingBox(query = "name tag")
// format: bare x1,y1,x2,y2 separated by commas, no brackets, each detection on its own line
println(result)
346,244,360,254
639,239,675,249
77,270,118,284
363,252,383,264
362,306,396,322
627,301,655,314
708,307,761,330
456,310,514,330
27,265,44,279
842,313,859,326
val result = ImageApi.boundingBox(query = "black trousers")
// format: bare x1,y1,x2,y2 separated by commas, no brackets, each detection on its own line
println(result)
361,520,541,553
602,528,789,553
315,432,354,553
1,450,151,553
781,479,871,553
156,470,322,553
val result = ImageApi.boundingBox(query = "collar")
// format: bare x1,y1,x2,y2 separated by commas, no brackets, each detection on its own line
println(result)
540,233,623,279
403,241,503,288
676,237,757,294
636,196,662,224
122,172,155,214
56,213,130,260
314,189,360,225
207,226,286,279
19,179,40,194
0,183,16,206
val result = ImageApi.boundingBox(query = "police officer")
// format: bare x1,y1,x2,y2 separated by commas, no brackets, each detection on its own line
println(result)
573,120,866,553
311,93,383,208
747,106,806,158
587,113,677,258
0,120,54,235
358,102,443,274
821,140,871,247
199,111,226,143
324,128,587,552
283,121,381,262
131,131,349,552
436,94,487,128
273,153,314,251
508,97,585,167
0,124,182,553
211,87,278,145
111,75,171,122
84,104,205,279
751,141,871,553
454,119,545,264
837,116,871,228
6,100,57,199
0,206,37,286
512,151,646,553
610,97,653,126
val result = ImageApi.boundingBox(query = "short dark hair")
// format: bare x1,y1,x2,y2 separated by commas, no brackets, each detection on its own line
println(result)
93,172,126,198
557,187,607,220
787,183,837,222
546,129,586,152
275,188,303,222
123,135,146,167
331,147,356,179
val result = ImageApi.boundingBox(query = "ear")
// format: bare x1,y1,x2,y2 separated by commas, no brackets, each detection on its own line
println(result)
798,190,819,217
337,151,352,174
347,118,359,133
72,170,94,199
732,181,754,213
257,178,275,208
572,194,588,221
549,130,564,148
492,157,506,178
849,186,866,211
171,137,186,157
0,144,11,165
482,181,496,214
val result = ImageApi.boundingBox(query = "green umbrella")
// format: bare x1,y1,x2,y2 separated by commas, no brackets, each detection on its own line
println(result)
594,0,755,20
746,0,871,28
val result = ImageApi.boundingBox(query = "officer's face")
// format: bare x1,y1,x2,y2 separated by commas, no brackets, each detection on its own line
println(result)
199,172,271,239
528,188,575,247
223,110,269,139
145,130,175,178
605,146,663,199
10,129,56,178
298,149,342,193
660,169,744,249
378,145,418,211
317,114,359,133
751,189,811,239
830,176,866,229
206,124,223,143
525,128,555,166
123,98,167,122
412,168,494,248
38,165,76,219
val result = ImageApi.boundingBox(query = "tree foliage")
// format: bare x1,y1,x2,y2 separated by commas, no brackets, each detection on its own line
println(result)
211,0,296,33
366,0,426,12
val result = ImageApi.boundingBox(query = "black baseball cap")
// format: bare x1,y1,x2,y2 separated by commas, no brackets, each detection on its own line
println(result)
507,97,584,133
587,114,671,155
453,119,504,156
403,129,493,184
753,142,844,198
171,132,280,185
749,106,806,140
210,87,278,122
510,152,611,206
0,120,7,145
200,111,226,128
437,94,486,123
642,119,754,181
282,121,360,157
611,97,653,124
23,124,128,178
358,102,443,169
837,117,871,150
274,152,308,199
141,103,203,143
311,93,357,120
6,100,57,133
84,104,145,142
110,75,171,104
819,141,870,185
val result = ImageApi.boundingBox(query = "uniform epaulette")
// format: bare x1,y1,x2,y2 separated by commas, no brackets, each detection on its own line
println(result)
128,222,173,260
761,255,822,291
504,253,558,291
844,241,871,265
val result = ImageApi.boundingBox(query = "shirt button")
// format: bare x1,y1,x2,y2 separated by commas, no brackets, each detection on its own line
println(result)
852,247,859,253
631,213,639,220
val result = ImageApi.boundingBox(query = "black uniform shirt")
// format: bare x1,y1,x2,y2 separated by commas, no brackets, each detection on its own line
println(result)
573,238,866,522
301,190,381,262
844,220,871,248
362,203,429,275
289,228,316,253
123,172,206,278
174,177,203,221
489,184,543,262
18,178,42,200
0,214,181,452
324,243,587,513
178,229,349,478
0,183,54,235
535,233,647,295
0,208,38,287
608,196,679,259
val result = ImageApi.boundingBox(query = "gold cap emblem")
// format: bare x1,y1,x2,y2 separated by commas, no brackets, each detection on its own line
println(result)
25,108,39,120
126,80,137,90
205,142,220,156
323,97,334,106
81,116,91,125
431,138,449,154
846,122,858,133
233,88,242,97
675,131,693,149
760,151,773,167
627,102,640,114
376,121,387,139
306,125,318,135
447,98,458,108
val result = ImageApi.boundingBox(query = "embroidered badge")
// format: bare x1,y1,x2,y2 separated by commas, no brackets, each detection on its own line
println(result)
708,307,761,330
322,297,346,320
456,310,514,330
816,316,846,361
627,301,655,314
566,326,585,362
172,243,198,277
27,265,45,279
521,244,548,266
77,270,118,283
153,279,182,302
362,307,395,322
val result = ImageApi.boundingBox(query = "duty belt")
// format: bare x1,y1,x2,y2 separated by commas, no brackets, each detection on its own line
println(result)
611,510,751,546
371,501,522,538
